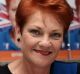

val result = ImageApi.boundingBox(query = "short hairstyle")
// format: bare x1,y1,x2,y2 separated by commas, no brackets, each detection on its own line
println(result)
16,0,73,33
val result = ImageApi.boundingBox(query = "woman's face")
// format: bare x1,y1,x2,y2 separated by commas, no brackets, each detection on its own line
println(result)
17,11,64,67
8,0,20,26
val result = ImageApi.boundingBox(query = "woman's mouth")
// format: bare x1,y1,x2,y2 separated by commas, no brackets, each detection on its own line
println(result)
33,49,52,56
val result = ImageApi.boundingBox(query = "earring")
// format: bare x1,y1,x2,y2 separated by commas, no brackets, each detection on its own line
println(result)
17,38,20,42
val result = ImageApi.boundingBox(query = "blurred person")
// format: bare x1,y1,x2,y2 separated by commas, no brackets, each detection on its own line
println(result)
75,0,80,73
0,0,73,74
6,0,20,27
51,0,80,74
0,0,20,50
75,0,80,18
67,0,80,50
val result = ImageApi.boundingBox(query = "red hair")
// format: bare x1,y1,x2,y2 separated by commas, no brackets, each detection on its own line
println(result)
16,0,73,33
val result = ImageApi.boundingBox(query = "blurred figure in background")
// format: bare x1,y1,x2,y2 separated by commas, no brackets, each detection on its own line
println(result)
75,0,80,19
6,0,20,27
75,0,80,46
53,0,80,74
66,0,80,50
0,0,20,50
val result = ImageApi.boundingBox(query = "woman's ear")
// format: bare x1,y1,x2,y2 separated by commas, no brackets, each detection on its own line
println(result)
15,25,21,40
13,25,22,49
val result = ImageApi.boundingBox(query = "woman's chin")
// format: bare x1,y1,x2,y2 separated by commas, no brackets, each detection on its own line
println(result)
30,58,53,68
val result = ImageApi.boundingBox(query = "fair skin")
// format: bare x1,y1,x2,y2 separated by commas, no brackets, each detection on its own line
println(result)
8,10,64,74
8,0,20,27
77,1,80,21
7,0,21,45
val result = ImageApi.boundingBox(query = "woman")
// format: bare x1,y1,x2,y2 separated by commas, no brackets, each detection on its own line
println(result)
0,0,73,74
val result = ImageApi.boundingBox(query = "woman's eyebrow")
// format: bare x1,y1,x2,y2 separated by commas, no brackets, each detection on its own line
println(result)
31,25,42,30
51,29,62,32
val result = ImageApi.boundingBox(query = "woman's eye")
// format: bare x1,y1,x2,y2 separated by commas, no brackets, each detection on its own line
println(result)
12,8,17,12
29,29,41,37
50,33,62,40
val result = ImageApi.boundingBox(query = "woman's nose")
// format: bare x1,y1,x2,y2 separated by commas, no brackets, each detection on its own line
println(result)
38,37,52,49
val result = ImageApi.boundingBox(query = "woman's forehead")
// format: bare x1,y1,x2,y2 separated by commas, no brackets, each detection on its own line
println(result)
27,10,63,27
10,0,20,6
24,10,64,31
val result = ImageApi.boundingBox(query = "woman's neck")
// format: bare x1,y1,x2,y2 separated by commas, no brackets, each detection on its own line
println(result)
8,59,51,74
22,59,51,74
